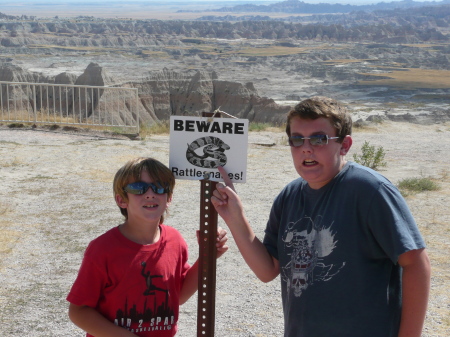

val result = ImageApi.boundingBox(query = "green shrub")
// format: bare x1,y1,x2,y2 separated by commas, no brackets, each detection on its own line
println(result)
352,141,387,170
248,122,272,132
139,120,170,137
398,177,440,196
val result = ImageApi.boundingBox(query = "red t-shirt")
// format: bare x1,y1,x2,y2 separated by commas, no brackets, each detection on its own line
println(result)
67,225,191,336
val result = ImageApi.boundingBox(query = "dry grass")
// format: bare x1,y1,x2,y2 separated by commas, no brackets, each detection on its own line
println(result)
0,156,23,167
0,203,20,271
323,59,372,65
3,108,138,136
140,50,170,58
28,44,121,52
234,46,308,57
358,68,450,89
402,43,447,49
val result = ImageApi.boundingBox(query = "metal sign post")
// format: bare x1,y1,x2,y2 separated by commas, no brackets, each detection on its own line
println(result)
197,111,219,337
197,174,218,337
168,111,248,336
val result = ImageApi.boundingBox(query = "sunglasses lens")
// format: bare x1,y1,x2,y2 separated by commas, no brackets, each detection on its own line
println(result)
124,182,147,194
289,135,330,147
289,137,304,147
152,183,167,195
310,135,327,146
124,182,169,195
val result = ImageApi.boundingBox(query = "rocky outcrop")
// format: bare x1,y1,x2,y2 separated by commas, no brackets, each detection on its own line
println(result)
0,64,42,83
0,63,120,120
54,72,78,85
0,65,50,114
0,63,291,125
212,80,288,124
130,68,290,124
75,62,116,87
132,68,216,120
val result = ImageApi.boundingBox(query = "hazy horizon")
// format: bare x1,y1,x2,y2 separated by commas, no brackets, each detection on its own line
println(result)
0,0,445,6
1,0,446,19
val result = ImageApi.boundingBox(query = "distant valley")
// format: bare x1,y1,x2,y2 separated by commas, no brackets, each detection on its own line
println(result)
0,0,449,125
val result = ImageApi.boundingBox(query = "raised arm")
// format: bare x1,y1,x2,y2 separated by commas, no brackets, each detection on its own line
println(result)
211,166,279,283
397,248,431,337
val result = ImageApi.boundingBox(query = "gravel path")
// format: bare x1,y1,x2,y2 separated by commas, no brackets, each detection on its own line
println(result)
0,123,448,336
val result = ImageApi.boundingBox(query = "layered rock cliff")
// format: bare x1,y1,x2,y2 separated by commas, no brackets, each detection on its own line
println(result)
0,63,291,125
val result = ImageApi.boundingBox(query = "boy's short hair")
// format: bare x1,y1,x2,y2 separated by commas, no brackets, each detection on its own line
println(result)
286,96,352,141
113,157,175,223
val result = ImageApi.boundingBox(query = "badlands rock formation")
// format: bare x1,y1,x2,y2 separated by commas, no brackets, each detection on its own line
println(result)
1,2,450,125
0,63,291,124
128,68,289,123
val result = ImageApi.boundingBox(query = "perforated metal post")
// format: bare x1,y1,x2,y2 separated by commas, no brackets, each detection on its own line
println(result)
197,175,218,337
197,111,219,337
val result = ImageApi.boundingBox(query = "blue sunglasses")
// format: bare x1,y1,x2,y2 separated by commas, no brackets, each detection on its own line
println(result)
123,181,170,195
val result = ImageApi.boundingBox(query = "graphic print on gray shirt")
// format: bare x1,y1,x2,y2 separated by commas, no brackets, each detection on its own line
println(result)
280,214,345,298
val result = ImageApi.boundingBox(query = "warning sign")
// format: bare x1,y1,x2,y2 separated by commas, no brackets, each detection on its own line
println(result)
169,116,249,183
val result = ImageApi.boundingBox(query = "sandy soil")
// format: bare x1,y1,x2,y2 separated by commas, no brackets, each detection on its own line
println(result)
0,121,449,336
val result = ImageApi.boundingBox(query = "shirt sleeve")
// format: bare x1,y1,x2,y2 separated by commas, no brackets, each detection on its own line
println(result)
263,191,285,261
180,237,191,281
66,243,109,308
366,182,426,263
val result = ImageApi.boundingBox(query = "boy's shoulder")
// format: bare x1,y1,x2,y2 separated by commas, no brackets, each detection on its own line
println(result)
91,226,119,243
160,224,186,243
84,225,186,256
345,161,392,186
284,176,307,191
85,227,120,254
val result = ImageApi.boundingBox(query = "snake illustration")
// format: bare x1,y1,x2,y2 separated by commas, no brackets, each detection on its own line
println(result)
186,136,230,169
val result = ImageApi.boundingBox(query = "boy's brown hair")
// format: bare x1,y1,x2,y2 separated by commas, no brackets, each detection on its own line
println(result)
286,96,352,141
113,157,175,223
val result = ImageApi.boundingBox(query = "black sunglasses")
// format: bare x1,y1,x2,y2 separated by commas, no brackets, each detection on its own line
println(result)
123,181,170,195
288,135,340,147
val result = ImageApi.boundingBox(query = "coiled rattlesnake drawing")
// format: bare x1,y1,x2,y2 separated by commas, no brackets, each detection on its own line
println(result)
186,136,230,168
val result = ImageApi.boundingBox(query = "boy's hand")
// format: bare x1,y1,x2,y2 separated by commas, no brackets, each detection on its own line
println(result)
196,227,229,258
216,226,228,258
211,166,245,226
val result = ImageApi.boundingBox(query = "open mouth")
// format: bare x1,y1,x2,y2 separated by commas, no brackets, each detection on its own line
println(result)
143,204,158,209
303,160,318,166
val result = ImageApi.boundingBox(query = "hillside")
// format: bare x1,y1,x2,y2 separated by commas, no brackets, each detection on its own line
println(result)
1,5,450,44
209,0,450,13
0,2,450,125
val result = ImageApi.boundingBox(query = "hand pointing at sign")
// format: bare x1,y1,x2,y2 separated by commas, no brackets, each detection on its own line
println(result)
211,166,280,283
211,166,238,214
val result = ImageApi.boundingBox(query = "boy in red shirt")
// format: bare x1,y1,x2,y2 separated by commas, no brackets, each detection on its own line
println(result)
67,157,228,336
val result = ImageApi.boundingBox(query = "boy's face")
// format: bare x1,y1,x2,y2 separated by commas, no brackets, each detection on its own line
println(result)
289,116,352,190
116,170,172,225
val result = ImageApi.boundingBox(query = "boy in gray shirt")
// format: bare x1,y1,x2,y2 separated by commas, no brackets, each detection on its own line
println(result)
212,96,430,337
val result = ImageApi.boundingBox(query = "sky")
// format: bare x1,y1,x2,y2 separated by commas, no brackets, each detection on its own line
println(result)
2,0,442,4
1,0,444,20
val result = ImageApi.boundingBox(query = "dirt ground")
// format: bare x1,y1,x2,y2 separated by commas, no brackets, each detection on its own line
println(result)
0,121,449,336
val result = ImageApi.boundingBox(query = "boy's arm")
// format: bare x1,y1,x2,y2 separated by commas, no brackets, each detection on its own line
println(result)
211,167,280,283
397,248,431,337
179,260,199,305
68,303,137,337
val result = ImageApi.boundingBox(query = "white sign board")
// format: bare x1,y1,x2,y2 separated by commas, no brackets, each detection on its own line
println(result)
169,116,248,183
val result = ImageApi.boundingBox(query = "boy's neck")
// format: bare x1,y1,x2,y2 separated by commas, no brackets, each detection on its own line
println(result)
119,221,161,245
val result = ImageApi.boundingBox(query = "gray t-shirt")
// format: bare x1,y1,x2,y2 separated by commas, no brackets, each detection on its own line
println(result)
263,161,425,337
